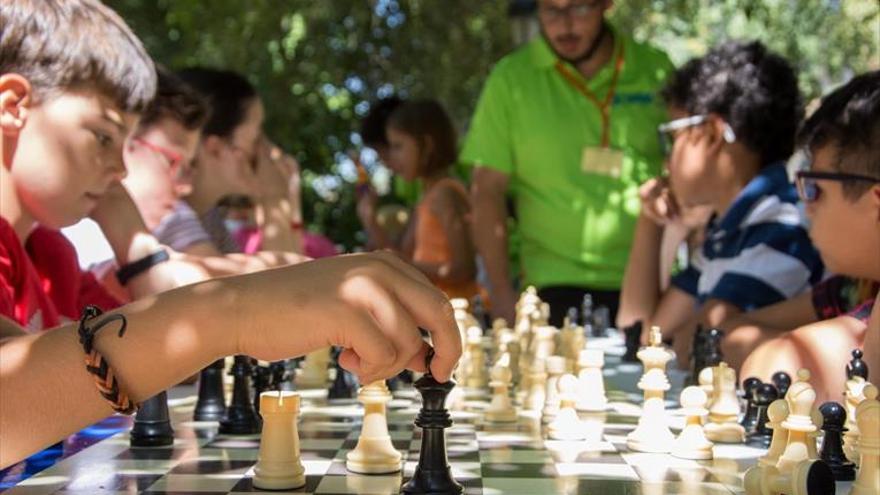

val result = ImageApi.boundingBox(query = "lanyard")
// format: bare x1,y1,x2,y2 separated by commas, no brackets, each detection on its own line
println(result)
554,43,625,148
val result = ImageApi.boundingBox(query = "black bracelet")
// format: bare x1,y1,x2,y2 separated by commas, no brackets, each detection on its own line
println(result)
116,249,170,285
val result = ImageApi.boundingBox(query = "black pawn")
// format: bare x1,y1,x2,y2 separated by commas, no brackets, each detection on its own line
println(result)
592,306,610,337
328,354,357,400
580,294,594,328
565,306,579,327
401,371,462,495
252,364,272,416
703,328,724,368
772,371,792,397
194,358,226,421
688,325,708,386
130,391,174,447
218,355,260,435
622,320,642,363
748,383,779,447
846,349,869,381
739,377,763,434
819,401,856,481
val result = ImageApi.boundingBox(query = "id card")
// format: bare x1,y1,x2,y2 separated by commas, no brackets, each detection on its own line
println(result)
581,146,624,178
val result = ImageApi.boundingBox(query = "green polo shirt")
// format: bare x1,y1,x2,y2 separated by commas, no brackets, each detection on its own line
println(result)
461,28,673,290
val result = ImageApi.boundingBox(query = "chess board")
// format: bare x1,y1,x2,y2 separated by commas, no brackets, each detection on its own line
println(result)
0,338,857,495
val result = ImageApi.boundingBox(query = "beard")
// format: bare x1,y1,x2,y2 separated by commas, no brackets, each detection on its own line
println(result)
545,21,608,66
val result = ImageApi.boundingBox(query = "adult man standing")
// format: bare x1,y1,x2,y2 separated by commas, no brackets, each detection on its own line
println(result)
463,0,674,325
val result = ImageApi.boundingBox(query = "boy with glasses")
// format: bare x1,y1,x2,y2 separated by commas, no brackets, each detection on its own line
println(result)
617,41,825,365
740,71,880,402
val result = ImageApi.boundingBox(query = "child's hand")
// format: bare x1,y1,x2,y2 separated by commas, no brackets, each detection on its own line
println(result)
235,251,461,383
639,177,680,226
356,187,379,226
253,137,294,199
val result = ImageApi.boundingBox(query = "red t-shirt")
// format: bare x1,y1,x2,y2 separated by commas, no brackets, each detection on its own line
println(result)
0,218,121,332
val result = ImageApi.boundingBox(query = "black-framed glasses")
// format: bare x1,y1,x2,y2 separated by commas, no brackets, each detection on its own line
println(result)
538,1,600,23
795,170,880,202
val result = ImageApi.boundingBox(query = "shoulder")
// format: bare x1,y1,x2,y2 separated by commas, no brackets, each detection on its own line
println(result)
427,180,470,212
620,33,675,84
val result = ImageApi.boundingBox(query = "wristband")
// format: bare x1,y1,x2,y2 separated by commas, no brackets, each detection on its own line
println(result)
116,249,170,285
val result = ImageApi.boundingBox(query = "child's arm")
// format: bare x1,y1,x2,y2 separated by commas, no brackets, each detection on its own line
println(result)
254,140,304,254
0,251,461,469
865,292,880,385
356,188,399,253
411,186,476,284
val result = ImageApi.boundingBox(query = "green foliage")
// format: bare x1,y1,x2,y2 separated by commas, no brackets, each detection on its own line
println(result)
107,0,878,250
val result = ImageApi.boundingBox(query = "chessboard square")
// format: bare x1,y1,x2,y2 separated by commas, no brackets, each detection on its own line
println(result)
195,448,260,462
169,459,254,475
479,448,551,464
313,472,403,494
300,450,341,462
635,481,737,495
113,447,190,461
145,473,244,492
401,460,482,480
480,461,557,478
299,430,351,440
300,439,345,451
481,477,630,495
111,459,179,474
227,473,322,493
204,437,261,449
554,461,639,479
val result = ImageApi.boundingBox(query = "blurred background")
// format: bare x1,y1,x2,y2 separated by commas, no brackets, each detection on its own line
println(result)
106,0,880,251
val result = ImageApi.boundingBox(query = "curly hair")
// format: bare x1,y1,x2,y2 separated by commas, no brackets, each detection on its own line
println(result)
666,41,803,166
799,70,880,200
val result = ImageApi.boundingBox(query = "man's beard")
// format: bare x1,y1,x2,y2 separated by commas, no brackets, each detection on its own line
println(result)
547,22,608,66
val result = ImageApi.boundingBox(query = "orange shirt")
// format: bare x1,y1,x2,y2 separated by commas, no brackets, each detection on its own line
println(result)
412,178,479,300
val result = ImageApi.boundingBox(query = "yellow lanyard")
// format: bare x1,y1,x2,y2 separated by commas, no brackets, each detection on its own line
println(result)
554,43,625,148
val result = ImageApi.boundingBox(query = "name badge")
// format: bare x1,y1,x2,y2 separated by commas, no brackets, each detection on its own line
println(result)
581,146,624,178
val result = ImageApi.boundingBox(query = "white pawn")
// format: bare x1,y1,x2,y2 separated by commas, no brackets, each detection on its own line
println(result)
253,392,306,490
346,381,403,474
776,369,818,474
485,358,517,423
671,386,714,460
464,326,488,389
542,356,567,422
704,363,745,443
627,368,675,453
699,366,715,398
547,374,585,441
524,359,547,412
844,374,868,464
851,384,879,495
757,399,790,468
575,349,607,412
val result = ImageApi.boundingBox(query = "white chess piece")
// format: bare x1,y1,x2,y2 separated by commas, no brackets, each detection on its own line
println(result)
704,363,746,443
775,369,819,474
346,381,403,474
850,384,879,495
547,374,585,441
524,359,547,412
671,386,714,460
626,368,675,453
295,347,330,389
485,359,517,423
757,399,790,468
464,326,488,389
575,349,607,412
253,392,306,490
699,366,715,398
844,375,868,465
542,356,567,422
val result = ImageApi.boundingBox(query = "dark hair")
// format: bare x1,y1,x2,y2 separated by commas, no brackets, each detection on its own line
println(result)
799,71,880,199
664,41,803,165
0,0,156,112
176,67,257,139
660,58,701,110
387,99,458,177
360,96,404,147
140,66,210,131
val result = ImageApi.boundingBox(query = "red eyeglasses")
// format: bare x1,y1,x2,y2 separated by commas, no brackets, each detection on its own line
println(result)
133,137,184,174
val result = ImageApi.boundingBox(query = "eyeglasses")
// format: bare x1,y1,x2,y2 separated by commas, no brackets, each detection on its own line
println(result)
795,170,880,203
133,137,183,173
538,1,599,23
656,114,737,156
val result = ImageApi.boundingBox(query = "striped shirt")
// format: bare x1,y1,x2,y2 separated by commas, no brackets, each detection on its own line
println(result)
153,201,213,253
671,163,824,310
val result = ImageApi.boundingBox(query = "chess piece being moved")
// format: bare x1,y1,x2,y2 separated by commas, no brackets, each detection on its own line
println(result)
575,349,607,412
400,351,463,495
671,386,714,460
704,363,746,443
219,355,260,435
851,384,879,495
547,374,585,441
818,401,855,481
346,381,403,474
485,358,517,423
253,391,305,490
194,358,226,421
130,391,174,447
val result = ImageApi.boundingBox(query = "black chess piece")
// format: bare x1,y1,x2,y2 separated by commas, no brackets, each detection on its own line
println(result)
703,328,724,368
565,306,579,327
193,358,226,421
277,359,298,392
622,320,642,363
772,371,792,397
688,324,707,386
846,348,869,381
218,355,260,435
401,350,462,495
739,377,763,434
328,350,358,400
592,306,610,337
748,383,779,447
252,364,272,415
819,401,856,481
268,360,289,391
130,391,174,447
580,293,593,328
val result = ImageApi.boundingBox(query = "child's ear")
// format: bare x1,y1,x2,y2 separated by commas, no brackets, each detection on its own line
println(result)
201,135,225,158
0,74,32,137
705,114,731,153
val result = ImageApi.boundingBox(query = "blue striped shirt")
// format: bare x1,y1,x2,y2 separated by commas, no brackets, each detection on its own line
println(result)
672,163,824,310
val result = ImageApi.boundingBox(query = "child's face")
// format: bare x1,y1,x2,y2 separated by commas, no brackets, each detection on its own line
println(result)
804,144,880,280
6,87,138,229
664,107,718,209
194,98,263,199
122,118,201,229
386,126,422,182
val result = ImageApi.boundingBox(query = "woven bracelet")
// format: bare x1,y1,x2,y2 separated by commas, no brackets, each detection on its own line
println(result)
77,305,139,415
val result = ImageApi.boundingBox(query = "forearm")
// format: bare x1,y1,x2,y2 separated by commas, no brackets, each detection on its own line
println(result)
0,281,237,468
617,215,664,328
471,193,513,306
90,184,162,266
257,195,303,254
363,218,397,252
